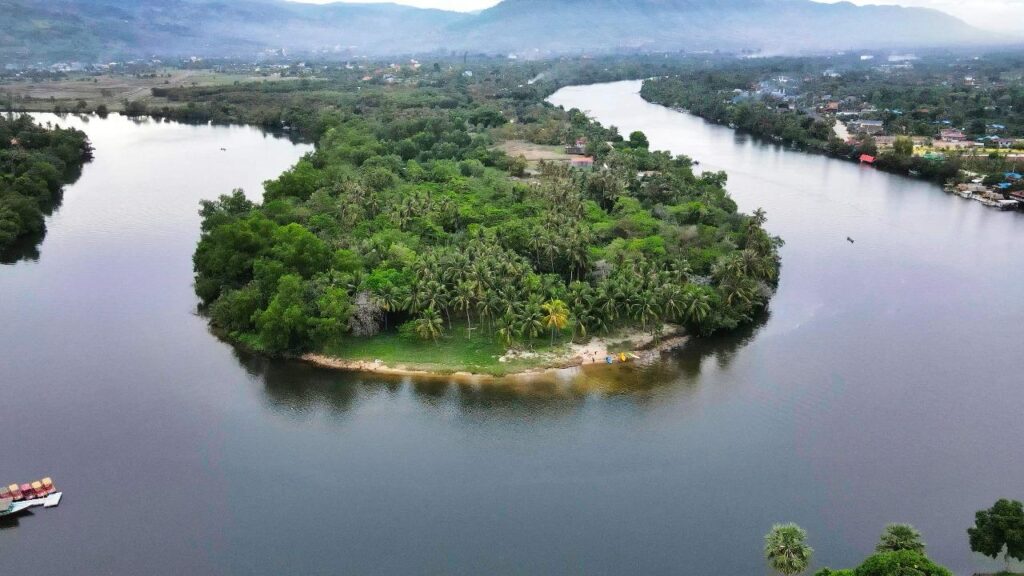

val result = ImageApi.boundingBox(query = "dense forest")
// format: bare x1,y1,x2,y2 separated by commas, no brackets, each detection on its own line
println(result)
189,72,781,365
0,114,92,253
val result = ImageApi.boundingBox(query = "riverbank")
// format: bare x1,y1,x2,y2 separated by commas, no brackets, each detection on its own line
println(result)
639,78,964,186
302,327,688,380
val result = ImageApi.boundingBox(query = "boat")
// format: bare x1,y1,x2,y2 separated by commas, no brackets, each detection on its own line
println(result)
0,478,62,518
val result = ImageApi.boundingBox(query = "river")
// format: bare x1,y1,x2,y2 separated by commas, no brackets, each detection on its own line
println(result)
1,82,1022,574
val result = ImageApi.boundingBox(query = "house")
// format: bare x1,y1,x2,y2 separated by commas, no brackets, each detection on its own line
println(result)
849,120,885,135
570,157,594,170
939,129,966,142
859,154,876,164
565,138,587,155
1005,172,1022,181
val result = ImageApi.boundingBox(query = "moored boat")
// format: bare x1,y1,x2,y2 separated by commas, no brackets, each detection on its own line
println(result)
0,478,61,518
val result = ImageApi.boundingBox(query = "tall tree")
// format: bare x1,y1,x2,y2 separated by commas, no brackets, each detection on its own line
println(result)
413,307,444,343
968,499,1024,572
765,524,813,576
876,524,926,554
541,299,570,345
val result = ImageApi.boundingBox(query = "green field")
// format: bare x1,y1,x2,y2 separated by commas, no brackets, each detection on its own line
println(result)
320,331,571,376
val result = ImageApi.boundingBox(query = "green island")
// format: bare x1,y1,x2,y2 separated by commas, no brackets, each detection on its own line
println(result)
0,114,92,256
189,67,781,376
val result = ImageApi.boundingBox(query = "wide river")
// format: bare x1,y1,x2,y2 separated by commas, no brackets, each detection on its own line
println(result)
2,82,1022,575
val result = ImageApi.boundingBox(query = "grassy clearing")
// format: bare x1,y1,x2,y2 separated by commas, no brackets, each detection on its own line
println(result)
320,331,570,376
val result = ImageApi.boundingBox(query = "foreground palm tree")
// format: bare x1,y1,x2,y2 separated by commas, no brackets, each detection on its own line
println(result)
765,523,813,576
541,299,570,345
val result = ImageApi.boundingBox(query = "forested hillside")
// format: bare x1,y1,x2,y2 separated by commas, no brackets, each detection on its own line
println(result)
0,0,988,64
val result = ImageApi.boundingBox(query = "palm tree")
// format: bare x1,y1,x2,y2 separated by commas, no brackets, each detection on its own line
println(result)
635,289,661,334
876,524,925,554
751,207,768,228
683,290,712,328
541,299,570,345
519,309,544,344
495,314,518,348
373,285,401,331
764,524,813,576
454,280,477,339
660,285,683,324
542,240,561,274
414,307,444,343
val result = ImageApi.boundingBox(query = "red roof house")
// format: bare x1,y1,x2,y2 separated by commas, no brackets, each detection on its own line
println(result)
859,154,876,164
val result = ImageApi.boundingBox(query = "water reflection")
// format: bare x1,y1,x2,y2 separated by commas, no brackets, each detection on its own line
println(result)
231,312,769,419
0,181,74,265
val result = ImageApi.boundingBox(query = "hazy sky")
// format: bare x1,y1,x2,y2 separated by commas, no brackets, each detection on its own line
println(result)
294,0,1023,34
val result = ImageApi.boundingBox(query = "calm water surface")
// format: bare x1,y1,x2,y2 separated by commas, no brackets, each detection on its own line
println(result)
2,83,1022,575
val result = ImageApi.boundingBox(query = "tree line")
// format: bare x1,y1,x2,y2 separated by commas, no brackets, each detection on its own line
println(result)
764,498,1024,576
0,114,92,254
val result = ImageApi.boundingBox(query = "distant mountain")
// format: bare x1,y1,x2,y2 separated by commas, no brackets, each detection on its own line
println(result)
0,0,991,63
456,0,987,54
0,0,465,62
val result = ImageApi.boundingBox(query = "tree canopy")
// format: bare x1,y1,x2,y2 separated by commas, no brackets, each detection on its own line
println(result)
765,523,814,576
876,524,926,554
0,114,92,256
190,70,781,362
968,499,1024,571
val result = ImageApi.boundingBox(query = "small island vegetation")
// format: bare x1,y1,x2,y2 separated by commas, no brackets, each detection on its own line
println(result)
189,70,781,375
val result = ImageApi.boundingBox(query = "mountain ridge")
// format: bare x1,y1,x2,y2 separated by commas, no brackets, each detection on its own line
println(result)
0,0,993,63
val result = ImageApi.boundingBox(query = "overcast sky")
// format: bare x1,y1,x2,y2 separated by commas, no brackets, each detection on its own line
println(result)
294,0,1023,34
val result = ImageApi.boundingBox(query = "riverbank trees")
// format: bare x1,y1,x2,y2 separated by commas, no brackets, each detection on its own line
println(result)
638,56,1024,185
0,114,92,253
191,76,781,362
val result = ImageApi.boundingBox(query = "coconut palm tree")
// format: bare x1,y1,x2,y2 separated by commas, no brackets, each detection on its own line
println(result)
454,280,477,338
495,314,518,348
764,524,813,576
414,307,444,343
542,240,561,274
683,290,712,329
541,299,570,345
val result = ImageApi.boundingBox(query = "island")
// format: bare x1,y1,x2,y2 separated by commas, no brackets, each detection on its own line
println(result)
189,66,781,377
